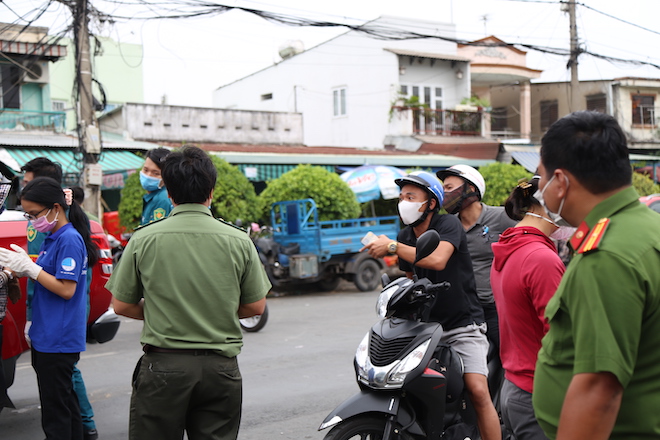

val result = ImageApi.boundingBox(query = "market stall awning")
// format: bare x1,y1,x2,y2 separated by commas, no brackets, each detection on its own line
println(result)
236,163,334,181
510,151,541,173
0,148,145,190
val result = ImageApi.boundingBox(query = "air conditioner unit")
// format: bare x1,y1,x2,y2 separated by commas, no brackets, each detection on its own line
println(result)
23,61,50,84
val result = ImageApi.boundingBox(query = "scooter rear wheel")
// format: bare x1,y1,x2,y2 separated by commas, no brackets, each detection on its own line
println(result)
324,415,416,440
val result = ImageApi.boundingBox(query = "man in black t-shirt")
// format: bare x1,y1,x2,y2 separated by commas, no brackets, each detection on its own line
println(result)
363,171,501,440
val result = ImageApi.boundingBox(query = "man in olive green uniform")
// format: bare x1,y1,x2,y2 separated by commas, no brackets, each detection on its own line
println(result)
532,111,660,439
107,146,270,440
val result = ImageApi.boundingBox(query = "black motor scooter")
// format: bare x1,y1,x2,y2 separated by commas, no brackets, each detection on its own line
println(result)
319,230,480,440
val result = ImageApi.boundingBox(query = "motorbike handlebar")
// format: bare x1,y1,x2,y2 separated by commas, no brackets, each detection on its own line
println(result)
427,281,451,293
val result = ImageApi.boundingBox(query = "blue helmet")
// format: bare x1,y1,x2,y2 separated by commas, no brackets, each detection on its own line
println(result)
395,171,445,208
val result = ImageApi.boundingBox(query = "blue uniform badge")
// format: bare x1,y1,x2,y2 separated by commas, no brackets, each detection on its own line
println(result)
61,257,77,272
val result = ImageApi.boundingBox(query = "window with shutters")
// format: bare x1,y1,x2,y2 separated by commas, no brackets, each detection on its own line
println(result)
632,94,655,126
52,100,66,112
586,94,607,114
0,64,21,109
333,87,346,117
540,100,558,131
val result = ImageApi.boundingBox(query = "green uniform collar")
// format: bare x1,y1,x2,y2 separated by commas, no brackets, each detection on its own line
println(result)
583,186,640,228
170,203,213,217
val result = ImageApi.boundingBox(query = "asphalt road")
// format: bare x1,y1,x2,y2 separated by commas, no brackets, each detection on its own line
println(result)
0,281,383,439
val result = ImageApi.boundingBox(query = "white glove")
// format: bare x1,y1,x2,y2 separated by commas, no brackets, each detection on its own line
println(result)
0,244,42,280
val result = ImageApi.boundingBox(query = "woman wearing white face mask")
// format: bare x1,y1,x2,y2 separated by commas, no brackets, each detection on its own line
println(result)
490,176,566,440
140,148,173,225
0,177,99,440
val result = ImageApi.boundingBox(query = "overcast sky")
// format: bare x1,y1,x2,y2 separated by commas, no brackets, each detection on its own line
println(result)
3,0,660,107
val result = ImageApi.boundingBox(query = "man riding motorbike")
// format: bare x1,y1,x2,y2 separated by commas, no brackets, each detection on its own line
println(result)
363,171,502,440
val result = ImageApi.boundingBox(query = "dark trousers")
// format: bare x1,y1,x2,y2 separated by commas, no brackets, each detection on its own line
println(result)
130,351,242,440
31,348,83,440
501,378,549,440
483,302,504,400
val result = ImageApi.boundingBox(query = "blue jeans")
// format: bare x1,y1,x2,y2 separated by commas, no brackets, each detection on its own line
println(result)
72,364,96,431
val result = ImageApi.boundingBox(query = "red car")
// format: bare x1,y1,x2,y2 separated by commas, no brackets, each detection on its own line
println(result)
640,193,660,213
1,210,119,397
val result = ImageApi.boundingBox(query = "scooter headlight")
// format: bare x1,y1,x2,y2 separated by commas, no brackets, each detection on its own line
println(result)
355,332,370,380
387,338,431,385
376,284,401,317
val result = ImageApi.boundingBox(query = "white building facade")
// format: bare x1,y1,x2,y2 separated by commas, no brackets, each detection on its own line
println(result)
212,16,471,150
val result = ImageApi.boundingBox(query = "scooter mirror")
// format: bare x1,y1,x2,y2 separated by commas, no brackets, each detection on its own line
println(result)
413,229,440,266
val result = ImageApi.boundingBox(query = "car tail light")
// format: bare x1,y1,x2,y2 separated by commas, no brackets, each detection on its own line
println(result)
101,263,113,275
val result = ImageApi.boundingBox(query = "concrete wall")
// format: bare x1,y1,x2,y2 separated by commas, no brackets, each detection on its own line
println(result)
100,103,303,144
0,22,48,43
212,16,464,149
459,39,528,68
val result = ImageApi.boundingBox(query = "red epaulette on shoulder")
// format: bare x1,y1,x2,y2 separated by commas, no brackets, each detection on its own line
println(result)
576,218,610,254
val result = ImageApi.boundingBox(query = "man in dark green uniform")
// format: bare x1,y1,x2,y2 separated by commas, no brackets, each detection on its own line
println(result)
107,146,270,440
533,111,660,439
139,148,173,225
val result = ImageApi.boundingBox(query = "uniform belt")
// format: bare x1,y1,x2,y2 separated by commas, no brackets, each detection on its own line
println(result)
143,344,218,356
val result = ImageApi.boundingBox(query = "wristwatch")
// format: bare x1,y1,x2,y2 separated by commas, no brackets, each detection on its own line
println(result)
387,241,398,254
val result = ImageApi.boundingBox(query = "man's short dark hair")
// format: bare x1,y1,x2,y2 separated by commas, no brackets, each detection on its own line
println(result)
21,157,63,183
161,146,216,205
145,148,170,170
540,111,631,194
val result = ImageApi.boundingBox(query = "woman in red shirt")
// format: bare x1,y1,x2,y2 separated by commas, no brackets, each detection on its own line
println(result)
490,177,567,440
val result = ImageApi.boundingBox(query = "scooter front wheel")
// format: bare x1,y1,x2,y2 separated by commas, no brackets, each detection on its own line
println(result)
324,415,416,440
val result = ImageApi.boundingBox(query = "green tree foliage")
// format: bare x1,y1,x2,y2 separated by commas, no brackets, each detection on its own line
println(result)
632,171,660,196
118,151,259,231
209,155,260,225
258,164,361,222
118,170,145,231
478,162,533,206
360,198,399,218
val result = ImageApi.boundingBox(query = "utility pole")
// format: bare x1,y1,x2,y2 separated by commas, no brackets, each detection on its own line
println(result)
567,0,581,112
73,0,103,220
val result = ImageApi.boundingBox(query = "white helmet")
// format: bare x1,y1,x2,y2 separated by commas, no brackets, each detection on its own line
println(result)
436,165,486,200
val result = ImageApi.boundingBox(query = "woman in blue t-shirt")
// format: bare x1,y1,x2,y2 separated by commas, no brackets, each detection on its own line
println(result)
0,177,98,440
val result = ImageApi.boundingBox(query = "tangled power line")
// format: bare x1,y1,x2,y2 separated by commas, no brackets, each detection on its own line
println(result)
2,0,659,71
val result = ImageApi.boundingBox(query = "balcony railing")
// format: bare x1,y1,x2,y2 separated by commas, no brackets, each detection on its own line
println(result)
0,108,66,132
391,106,483,136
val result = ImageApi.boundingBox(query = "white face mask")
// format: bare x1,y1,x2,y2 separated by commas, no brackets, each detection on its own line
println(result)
525,212,576,241
398,200,427,225
534,175,572,228
550,226,577,241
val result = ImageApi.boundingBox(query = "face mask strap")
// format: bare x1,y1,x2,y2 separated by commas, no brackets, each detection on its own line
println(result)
556,175,570,218
408,206,430,227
